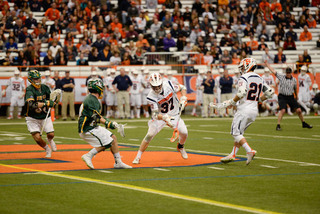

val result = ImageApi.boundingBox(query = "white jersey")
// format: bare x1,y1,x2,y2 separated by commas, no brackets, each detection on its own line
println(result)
131,75,143,94
298,74,312,94
266,93,278,109
262,74,275,87
7,77,25,97
196,75,204,90
147,80,180,117
232,75,239,94
237,72,266,114
41,78,56,92
214,76,221,102
142,74,151,95
104,76,115,93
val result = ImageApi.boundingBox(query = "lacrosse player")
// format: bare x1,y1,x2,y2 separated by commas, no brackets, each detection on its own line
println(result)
2,70,25,119
24,70,58,158
191,70,205,117
310,83,319,115
298,65,312,115
42,70,56,92
211,58,275,165
104,68,118,118
141,68,151,118
132,72,188,164
79,79,132,169
130,70,143,118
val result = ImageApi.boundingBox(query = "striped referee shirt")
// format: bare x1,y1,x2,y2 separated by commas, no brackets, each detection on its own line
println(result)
275,72,297,96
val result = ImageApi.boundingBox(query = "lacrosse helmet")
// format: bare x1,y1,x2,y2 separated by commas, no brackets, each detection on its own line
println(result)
149,72,163,94
300,65,307,74
312,83,318,90
238,58,257,74
88,79,104,98
28,70,42,89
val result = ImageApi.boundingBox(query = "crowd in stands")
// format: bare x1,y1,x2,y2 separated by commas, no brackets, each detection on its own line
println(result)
0,0,319,71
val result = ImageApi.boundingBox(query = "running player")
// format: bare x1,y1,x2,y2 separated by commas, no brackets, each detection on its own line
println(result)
211,58,274,165
79,79,131,169
2,70,26,119
42,70,56,92
24,70,57,158
191,70,205,117
130,70,143,118
298,65,312,115
132,72,188,164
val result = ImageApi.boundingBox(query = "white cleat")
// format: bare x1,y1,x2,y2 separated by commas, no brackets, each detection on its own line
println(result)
114,162,132,169
246,150,257,165
220,155,235,164
177,146,188,159
81,154,94,169
45,147,52,158
132,157,140,164
49,140,57,152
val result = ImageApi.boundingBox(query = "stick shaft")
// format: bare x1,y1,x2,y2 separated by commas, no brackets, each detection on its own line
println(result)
41,107,51,136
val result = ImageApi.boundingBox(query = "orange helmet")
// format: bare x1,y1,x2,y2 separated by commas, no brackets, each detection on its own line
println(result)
238,58,257,74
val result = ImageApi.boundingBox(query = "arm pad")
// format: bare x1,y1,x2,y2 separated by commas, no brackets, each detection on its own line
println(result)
263,85,274,98
236,86,247,99
179,84,186,91
27,100,38,110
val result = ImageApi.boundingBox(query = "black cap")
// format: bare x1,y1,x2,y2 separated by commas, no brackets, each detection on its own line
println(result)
285,67,292,73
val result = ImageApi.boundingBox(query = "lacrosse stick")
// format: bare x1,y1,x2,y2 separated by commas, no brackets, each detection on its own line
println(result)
170,104,183,143
40,89,61,136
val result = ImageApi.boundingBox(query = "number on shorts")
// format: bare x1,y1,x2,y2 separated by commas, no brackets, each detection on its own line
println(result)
247,82,262,101
161,98,174,113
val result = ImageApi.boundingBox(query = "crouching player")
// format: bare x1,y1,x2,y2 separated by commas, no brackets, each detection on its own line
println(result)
211,58,274,165
132,72,188,164
79,79,132,169
25,70,58,158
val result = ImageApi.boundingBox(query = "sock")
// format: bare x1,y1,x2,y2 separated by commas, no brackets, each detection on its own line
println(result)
9,106,14,116
130,109,134,118
114,152,122,163
136,108,141,118
230,146,239,157
242,142,252,153
88,148,98,158
192,107,196,114
136,150,143,159
43,145,49,150
18,107,22,116
146,111,149,118
177,143,184,149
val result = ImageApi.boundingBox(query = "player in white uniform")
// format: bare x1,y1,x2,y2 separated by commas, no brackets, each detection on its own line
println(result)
141,68,151,118
104,69,118,118
214,68,224,116
42,70,56,92
232,69,240,96
261,67,277,116
130,70,143,118
132,73,188,164
310,83,319,115
211,58,274,165
2,70,26,119
191,70,205,117
298,66,312,115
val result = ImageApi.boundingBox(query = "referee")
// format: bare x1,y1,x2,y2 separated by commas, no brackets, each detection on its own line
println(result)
265,62,312,131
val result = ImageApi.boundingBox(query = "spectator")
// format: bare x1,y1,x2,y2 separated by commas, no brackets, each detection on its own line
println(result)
77,53,89,65
112,68,132,119
303,49,312,66
201,70,215,118
146,0,158,9
216,18,230,34
285,26,298,41
150,17,161,36
246,34,259,51
88,47,100,62
38,27,49,43
259,28,270,41
126,25,139,42
274,47,286,63
110,52,121,65
296,55,305,73
55,50,68,65
92,34,106,52
163,33,176,51
25,12,37,29
66,47,76,62
220,33,232,47
44,2,60,21
241,42,252,56
283,36,296,50
243,23,254,37
219,69,234,117
136,34,150,50
264,6,274,24
262,47,275,64
192,0,203,16
5,37,18,52
49,41,62,58
135,12,147,34
99,44,112,61
259,0,271,14
79,40,91,57
258,37,268,51
219,50,232,65
271,35,282,50
307,14,317,28
271,0,282,13
43,49,54,66
61,71,75,121
230,41,241,56
300,25,312,41
231,52,240,65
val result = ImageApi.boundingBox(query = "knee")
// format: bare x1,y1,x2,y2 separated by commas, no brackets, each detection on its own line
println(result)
144,131,156,142
232,134,244,143
296,108,302,114
112,134,117,142
280,109,286,114
47,132,54,139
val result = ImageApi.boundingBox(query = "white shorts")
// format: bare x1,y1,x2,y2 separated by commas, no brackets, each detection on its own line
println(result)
26,116,54,134
106,92,117,106
298,92,311,104
230,111,256,136
141,93,149,105
195,90,203,105
79,126,114,148
145,115,188,140
131,93,142,106
11,96,24,107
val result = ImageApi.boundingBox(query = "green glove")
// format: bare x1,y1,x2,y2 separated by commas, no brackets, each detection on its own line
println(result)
46,100,55,107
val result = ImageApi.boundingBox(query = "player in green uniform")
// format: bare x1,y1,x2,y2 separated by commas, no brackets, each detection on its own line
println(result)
25,70,57,158
79,79,132,169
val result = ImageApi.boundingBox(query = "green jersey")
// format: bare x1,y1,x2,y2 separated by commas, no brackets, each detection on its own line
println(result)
24,84,51,119
78,94,103,133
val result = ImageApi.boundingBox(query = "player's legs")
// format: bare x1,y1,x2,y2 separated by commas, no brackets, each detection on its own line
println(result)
61,92,68,120
69,92,75,120
43,118,57,151
17,97,24,119
289,97,313,129
124,91,130,118
135,94,142,118
31,132,52,158
202,93,209,117
177,119,188,159
110,135,132,168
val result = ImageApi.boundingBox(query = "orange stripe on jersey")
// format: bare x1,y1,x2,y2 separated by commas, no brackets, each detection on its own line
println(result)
158,92,173,105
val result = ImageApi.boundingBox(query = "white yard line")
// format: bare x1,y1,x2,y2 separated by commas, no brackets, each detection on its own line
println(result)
203,137,214,140
260,165,278,169
208,166,224,170
153,168,171,172
99,170,114,173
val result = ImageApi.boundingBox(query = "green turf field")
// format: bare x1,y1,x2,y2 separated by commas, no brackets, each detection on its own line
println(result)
0,116,319,214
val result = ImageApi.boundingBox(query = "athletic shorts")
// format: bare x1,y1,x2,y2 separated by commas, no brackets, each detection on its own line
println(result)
141,93,149,105
131,93,142,106
106,92,117,106
26,116,54,134
230,111,256,136
11,96,24,107
278,94,299,111
195,90,203,105
79,126,113,148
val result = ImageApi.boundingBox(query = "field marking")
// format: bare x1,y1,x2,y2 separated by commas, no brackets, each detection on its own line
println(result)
312,135,320,138
0,163,280,214
153,168,171,172
0,181,87,187
260,165,278,169
208,166,224,170
203,137,214,140
128,139,140,141
13,142,23,145
199,125,218,127
99,170,113,174
1,130,320,167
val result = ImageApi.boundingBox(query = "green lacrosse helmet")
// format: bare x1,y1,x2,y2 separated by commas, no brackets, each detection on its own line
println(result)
88,78,104,96
28,70,41,89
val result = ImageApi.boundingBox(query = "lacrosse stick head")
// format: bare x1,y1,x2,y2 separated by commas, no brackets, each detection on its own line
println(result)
50,89,62,102
170,128,179,143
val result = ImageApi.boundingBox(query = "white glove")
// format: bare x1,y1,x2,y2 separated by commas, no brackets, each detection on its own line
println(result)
113,122,126,138
18,93,25,99
162,114,174,128
209,102,217,109
179,95,187,111
1,90,6,97
219,99,236,109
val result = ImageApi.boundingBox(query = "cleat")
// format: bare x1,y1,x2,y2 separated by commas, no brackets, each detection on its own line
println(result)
191,113,198,117
276,124,282,131
7,116,13,120
220,155,235,164
132,157,140,164
114,162,132,169
177,144,188,159
81,154,94,169
246,150,257,165
50,140,57,152
302,122,313,129
45,147,52,158
17,115,22,119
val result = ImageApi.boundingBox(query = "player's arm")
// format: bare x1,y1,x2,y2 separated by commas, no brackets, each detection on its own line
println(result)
259,84,275,102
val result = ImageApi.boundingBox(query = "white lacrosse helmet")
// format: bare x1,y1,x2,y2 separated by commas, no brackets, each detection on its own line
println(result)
143,68,149,74
312,83,318,90
167,70,173,76
238,58,257,74
14,69,20,75
301,65,307,74
133,70,139,75
149,72,163,94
